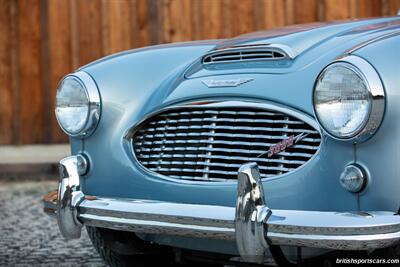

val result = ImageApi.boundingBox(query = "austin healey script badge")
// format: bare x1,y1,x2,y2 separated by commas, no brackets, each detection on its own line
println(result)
258,132,310,158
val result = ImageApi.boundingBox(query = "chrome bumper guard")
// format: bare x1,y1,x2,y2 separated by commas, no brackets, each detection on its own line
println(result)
49,156,400,261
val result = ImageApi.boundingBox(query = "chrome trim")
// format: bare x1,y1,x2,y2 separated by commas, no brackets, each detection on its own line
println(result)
57,155,85,239
202,44,296,65
126,100,321,137
201,78,254,88
313,55,385,142
235,163,400,252
79,198,235,240
149,116,306,125
55,157,400,251
141,125,316,134
136,140,318,150
126,100,321,185
235,163,271,263
268,44,297,58
76,153,89,176
57,160,400,252
345,30,400,55
78,196,400,251
136,132,320,143
339,164,367,193
55,71,101,137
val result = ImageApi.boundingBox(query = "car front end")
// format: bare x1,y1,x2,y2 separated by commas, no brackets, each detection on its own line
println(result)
44,17,400,265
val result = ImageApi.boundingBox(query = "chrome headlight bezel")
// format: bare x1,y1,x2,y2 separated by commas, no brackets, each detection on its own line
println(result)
55,71,101,137
312,55,385,142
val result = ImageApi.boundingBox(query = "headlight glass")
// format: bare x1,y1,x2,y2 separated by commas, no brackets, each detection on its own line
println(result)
55,77,89,135
313,63,371,138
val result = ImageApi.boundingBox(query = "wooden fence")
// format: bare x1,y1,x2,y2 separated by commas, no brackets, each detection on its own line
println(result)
0,0,399,145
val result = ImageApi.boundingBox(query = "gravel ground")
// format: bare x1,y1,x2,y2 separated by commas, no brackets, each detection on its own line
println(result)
1,181,396,267
0,181,280,267
0,181,105,267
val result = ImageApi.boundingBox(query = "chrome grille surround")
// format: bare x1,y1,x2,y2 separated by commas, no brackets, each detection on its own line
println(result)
130,101,321,182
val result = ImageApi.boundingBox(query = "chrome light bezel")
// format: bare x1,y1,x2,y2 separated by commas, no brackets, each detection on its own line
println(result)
312,55,385,142
339,164,367,193
55,71,101,137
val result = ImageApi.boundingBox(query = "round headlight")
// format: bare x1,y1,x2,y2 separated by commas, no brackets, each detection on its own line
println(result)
55,72,101,137
313,56,385,141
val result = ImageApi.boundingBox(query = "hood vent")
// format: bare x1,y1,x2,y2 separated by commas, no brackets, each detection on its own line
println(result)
202,44,295,65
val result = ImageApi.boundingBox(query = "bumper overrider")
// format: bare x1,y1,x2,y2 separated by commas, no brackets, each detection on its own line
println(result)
44,155,400,262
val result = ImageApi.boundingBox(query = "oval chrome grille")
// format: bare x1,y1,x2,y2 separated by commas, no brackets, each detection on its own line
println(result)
131,102,321,182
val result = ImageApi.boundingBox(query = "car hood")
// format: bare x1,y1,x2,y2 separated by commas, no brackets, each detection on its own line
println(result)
81,16,400,126
184,16,400,78
212,17,400,57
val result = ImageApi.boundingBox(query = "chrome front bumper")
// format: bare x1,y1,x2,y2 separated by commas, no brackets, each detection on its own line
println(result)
47,156,400,262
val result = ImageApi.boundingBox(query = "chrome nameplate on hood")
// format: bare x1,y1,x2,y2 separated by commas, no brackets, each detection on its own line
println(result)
201,78,254,88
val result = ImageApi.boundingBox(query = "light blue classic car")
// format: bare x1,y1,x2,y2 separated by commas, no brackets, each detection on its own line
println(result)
44,16,400,266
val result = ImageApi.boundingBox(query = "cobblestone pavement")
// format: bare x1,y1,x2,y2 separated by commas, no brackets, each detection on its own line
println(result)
0,181,105,267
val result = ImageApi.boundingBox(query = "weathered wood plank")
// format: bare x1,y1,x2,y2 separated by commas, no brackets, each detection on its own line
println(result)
324,0,351,20
295,0,319,23
148,0,162,44
203,0,224,39
39,0,51,143
69,0,80,69
18,0,44,144
350,0,382,18
77,0,103,66
131,0,150,47
262,0,286,29
102,0,132,54
161,0,193,43
10,0,20,144
232,0,255,36
285,0,295,25
47,0,72,143
222,0,234,37
0,0,14,144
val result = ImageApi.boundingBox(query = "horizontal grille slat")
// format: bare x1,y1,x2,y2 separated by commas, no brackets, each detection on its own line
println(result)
149,117,305,125
136,154,308,165
136,132,321,143
135,146,315,158
169,176,230,182
142,125,316,134
146,167,291,178
143,161,296,172
160,110,281,117
131,104,321,182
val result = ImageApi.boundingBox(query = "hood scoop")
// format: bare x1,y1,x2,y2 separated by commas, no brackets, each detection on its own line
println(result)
202,44,296,66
